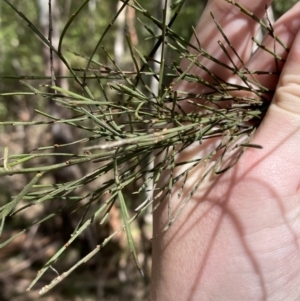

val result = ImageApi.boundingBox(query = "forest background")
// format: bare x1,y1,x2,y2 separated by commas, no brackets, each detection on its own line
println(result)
0,0,298,300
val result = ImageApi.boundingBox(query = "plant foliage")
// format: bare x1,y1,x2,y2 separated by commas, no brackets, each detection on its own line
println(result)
0,0,294,297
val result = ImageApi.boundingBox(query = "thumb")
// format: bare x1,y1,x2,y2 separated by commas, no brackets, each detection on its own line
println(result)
274,30,300,116
251,28,300,155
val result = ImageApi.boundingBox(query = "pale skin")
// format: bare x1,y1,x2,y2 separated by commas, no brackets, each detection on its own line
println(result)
150,1,300,300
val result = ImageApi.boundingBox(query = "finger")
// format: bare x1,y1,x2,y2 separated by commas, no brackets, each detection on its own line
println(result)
236,2,300,99
178,0,273,94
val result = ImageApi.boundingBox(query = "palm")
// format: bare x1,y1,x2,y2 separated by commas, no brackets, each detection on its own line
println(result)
151,1,300,300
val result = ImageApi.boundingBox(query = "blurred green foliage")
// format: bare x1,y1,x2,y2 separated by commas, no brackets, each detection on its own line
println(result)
273,0,299,18
0,0,296,104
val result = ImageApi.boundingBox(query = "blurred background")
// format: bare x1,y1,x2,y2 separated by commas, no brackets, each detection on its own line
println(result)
0,0,297,300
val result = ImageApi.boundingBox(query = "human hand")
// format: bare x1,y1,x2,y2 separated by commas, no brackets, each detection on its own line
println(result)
150,1,300,300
